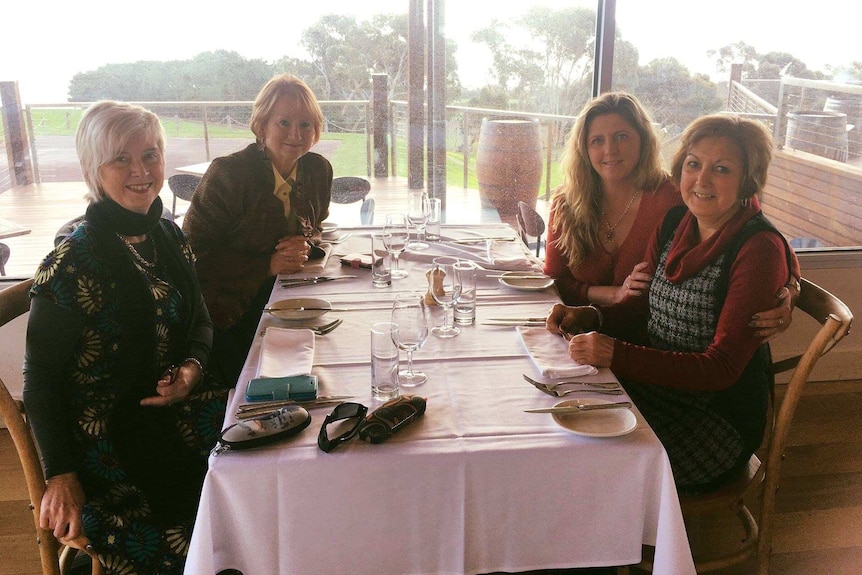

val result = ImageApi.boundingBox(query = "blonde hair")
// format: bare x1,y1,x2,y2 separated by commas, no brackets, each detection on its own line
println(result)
670,114,773,200
553,92,667,269
76,101,166,202
249,74,324,144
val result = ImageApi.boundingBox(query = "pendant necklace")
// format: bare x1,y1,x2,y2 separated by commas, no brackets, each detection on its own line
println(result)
116,233,157,269
601,190,640,241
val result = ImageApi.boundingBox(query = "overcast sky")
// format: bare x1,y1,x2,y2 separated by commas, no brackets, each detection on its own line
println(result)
5,0,860,103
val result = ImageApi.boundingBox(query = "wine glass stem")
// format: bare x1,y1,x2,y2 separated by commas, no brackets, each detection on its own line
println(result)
405,350,414,375
392,254,400,272
443,304,451,330
418,226,426,242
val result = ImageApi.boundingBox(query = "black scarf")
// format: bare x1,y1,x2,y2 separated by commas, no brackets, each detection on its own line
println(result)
85,196,207,525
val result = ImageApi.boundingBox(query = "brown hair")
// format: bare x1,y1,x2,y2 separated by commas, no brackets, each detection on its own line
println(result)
670,114,773,200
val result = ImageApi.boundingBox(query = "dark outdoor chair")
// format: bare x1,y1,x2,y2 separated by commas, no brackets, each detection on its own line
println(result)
516,200,546,257
331,177,374,225
168,174,201,220
0,242,9,276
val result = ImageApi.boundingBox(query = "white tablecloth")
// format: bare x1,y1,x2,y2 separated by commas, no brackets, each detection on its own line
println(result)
185,225,694,575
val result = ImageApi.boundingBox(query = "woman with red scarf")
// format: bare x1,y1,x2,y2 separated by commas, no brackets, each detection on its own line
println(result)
547,115,794,494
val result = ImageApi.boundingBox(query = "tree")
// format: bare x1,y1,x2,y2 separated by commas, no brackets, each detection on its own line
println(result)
637,58,723,131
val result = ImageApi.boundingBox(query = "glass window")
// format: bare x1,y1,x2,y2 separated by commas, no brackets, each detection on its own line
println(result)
2,1,860,278
614,0,862,251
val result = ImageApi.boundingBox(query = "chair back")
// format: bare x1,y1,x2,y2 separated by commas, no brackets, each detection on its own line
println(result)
360,198,376,225
331,177,371,204
753,278,852,573
168,174,202,218
517,201,546,257
0,242,9,276
0,279,102,575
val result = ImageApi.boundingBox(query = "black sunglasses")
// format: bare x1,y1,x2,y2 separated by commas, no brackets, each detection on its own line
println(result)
317,402,368,453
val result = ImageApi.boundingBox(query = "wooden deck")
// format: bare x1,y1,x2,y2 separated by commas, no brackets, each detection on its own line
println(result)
0,178,552,278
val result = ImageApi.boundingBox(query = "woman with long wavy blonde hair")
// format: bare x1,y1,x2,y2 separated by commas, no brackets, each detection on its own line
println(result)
544,91,677,306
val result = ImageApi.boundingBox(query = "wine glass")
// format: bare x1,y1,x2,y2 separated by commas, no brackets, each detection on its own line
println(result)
391,292,429,387
383,214,410,279
406,190,431,250
429,256,463,338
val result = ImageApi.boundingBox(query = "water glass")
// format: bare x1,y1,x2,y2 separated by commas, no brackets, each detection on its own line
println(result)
426,198,442,241
429,256,462,338
371,232,392,287
453,260,477,325
371,322,399,400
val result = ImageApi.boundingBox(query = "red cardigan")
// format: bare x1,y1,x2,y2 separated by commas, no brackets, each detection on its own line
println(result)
602,204,790,392
544,178,683,304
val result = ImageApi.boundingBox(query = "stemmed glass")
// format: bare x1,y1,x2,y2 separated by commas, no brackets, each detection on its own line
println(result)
391,292,429,387
429,256,462,338
406,190,431,250
383,213,410,279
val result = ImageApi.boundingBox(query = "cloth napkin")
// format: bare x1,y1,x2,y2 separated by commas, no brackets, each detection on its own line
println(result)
257,327,315,378
516,326,598,379
301,243,333,274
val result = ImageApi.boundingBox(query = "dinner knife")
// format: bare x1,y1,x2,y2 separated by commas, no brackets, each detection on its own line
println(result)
279,275,357,285
524,401,632,413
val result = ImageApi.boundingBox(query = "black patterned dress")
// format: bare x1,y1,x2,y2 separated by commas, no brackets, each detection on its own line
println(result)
25,219,228,575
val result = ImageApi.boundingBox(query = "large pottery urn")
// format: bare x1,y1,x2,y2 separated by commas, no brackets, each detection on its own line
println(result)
477,117,542,225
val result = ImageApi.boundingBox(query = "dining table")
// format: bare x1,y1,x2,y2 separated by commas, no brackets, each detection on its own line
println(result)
184,223,695,575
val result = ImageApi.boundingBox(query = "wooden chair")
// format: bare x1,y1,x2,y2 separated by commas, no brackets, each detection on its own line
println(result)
0,278,104,575
331,176,374,225
168,173,201,221
517,200,546,257
634,277,853,575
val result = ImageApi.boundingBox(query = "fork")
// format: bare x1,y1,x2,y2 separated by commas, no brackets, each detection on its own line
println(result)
540,387,625,397
522,374,620,391
260,318,343,336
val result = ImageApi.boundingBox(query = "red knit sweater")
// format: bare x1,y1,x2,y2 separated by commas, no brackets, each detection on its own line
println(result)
603,202,791,392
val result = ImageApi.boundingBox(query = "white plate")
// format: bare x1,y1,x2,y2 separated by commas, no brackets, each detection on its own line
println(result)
266,298,332,321
551,398,637,438
498,272,554,291
321,222,338,234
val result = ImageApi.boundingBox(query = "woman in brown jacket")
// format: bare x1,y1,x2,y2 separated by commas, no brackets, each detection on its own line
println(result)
183,74,333,385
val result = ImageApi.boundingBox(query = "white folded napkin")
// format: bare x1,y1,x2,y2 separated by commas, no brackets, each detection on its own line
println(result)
400,240,541,272
301,243,333,274
257,327,315,378
516,326,598,379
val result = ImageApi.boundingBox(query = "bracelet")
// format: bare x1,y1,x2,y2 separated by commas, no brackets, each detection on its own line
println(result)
181,357,205,375
587,304,604,329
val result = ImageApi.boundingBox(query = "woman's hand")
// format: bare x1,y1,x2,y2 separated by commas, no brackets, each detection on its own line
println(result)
546,303,600,338
614,261,652,303
40,472,85,540
140,359,203,407
567,332,615,367
269,235,310,275
749,284,795,342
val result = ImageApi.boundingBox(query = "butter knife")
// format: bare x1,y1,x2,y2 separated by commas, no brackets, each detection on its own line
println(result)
279,276,356,286
524,401,632,413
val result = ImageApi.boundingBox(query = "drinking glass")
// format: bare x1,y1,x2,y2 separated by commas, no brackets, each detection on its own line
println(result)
406,190,431,250
429,256,462,338
383,213,410,279
391,292,429,387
